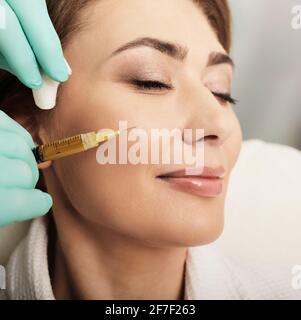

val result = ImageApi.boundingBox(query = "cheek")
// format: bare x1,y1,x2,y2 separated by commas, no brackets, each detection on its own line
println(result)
53,145,149,222
55,81,136,136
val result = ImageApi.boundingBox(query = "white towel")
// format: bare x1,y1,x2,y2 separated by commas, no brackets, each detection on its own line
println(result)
1,216,301,300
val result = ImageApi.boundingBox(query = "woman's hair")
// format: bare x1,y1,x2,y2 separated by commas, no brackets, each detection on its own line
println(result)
47,0,232,51
0,0,231,191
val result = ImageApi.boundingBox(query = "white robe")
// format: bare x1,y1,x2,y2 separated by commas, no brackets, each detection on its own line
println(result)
1,216,300,300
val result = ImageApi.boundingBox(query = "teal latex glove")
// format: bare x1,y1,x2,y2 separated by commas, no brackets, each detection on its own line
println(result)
0,111,53,227
0,0,69,89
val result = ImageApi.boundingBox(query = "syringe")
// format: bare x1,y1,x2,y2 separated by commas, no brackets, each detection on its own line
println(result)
32,126,135,163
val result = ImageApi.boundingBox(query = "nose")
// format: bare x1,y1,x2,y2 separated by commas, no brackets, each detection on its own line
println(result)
181,86,232,147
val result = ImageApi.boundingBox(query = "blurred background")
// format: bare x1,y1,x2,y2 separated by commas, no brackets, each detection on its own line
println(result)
229,0,301,150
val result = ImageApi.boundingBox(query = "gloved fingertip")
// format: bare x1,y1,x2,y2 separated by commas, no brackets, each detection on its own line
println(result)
42,192,53,211
64,57,72,76
47,56,70,82
54,68,69,82
50,58,72,82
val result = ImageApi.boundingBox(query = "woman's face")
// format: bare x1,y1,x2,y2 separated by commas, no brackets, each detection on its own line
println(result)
44,0,242,247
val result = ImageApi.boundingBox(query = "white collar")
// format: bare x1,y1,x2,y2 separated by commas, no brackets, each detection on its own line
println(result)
5,217,241,300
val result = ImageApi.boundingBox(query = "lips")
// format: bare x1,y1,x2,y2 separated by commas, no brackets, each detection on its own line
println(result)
157,166,225,198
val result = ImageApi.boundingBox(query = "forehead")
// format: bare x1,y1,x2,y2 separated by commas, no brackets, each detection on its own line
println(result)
77,0,224,58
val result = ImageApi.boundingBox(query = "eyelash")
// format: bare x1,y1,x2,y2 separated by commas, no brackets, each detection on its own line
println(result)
131,79,171,90
131,80,237,105
212,92,238,105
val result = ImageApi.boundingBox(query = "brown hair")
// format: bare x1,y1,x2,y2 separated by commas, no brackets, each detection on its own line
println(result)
0,0,231,191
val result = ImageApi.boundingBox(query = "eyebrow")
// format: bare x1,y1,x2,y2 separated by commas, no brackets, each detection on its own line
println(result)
109,37,234,68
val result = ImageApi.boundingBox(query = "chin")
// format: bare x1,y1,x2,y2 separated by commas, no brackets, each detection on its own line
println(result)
144,190,226,248
135,207,225,249
174,215,224,247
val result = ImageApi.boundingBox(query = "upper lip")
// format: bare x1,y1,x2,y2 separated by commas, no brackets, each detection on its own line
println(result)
157,166,225,179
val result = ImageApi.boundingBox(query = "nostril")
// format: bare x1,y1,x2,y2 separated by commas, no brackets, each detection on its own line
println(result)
205,135,218,141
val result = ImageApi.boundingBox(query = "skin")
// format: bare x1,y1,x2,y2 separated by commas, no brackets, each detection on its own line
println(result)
37,0,242,299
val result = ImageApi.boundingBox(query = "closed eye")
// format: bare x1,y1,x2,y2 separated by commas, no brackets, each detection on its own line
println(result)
130,79,172,90
212,92,238,105
130,80,238,105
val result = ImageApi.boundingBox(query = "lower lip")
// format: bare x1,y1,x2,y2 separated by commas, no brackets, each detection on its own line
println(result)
157,176,223,198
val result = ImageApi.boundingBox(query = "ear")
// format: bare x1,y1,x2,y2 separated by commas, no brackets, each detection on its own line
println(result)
13,111,53,170
38,160,52,170
36,126,53,170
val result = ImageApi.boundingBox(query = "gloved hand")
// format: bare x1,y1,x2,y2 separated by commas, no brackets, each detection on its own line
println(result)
0,0,69,89
0,111,53,227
